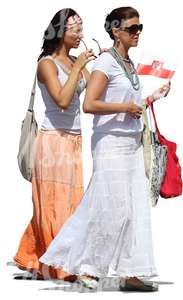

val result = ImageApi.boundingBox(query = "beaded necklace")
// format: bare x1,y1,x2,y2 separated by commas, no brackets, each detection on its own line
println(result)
111,47,140,91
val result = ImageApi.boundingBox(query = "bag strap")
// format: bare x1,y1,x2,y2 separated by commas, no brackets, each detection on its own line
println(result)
146,98,161,136
28,73,37,112
142,108,150,130
143,106,157,144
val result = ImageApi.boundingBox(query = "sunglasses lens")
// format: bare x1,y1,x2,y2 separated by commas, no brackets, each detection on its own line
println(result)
129,24,143,34
139,24,143,32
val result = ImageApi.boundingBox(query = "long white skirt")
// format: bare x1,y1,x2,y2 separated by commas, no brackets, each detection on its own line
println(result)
40,132,158,278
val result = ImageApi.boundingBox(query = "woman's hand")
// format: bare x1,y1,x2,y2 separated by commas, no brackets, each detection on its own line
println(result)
99,48,108,55
151,81,171,102
74,49,96,71
126,101,143,119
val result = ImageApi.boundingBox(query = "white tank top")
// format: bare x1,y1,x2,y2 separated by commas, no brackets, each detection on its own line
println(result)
37,55,86,134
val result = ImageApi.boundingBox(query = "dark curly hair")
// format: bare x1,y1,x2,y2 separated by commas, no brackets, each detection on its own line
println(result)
38,8,81,61
104,7,139,40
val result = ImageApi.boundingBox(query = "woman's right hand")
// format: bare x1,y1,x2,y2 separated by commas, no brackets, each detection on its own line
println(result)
74,49,96,71
126,101,143,119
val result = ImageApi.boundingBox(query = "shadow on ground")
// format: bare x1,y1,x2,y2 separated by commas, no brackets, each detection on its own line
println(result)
12,272,174,293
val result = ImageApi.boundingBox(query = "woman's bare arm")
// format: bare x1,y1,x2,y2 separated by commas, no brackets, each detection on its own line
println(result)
37,50,95,110
83,70,142,116
37,59,81,110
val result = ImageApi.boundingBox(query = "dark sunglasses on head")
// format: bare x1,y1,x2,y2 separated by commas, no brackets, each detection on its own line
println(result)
120,23,143,34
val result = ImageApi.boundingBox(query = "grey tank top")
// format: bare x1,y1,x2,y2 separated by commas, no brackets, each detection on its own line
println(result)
37,55,86,133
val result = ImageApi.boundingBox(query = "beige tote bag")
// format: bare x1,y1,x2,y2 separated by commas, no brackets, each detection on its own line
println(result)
17,74,38,181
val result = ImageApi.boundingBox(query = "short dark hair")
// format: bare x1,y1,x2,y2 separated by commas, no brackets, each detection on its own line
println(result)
104,7,139,40
38,8,80,61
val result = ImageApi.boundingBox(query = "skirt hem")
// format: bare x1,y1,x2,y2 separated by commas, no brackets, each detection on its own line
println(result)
39,257,158,279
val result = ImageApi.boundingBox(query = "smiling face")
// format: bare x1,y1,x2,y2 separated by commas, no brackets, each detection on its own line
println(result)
63,15,83,49
113,17,142,49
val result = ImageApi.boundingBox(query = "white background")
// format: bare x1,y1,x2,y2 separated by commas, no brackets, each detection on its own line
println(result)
0,0,183,299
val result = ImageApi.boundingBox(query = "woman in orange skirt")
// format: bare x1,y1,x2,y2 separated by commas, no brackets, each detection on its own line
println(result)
14,8,95,280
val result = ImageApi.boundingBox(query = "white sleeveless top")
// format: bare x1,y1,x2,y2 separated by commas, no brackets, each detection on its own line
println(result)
92,52,144,134
37,55,86,134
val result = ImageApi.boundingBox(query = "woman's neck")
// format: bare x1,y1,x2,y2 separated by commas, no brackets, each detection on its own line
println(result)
53,44,71,59
113,42,129,59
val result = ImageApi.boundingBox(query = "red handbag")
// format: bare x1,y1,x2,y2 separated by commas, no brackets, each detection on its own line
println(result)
147,99,182,198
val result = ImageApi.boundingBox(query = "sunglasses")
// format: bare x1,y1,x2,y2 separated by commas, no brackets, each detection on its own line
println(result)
120,23,143,35
80,38,102,57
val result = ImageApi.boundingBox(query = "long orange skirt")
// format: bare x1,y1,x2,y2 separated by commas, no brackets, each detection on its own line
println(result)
14,129,84,279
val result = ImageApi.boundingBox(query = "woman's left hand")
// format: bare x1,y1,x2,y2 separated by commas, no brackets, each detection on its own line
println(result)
151,81,171,102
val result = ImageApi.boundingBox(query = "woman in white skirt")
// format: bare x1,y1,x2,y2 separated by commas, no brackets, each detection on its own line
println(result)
40,7,170,291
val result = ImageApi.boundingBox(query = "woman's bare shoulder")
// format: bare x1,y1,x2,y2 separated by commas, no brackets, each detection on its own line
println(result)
37,58,58,83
